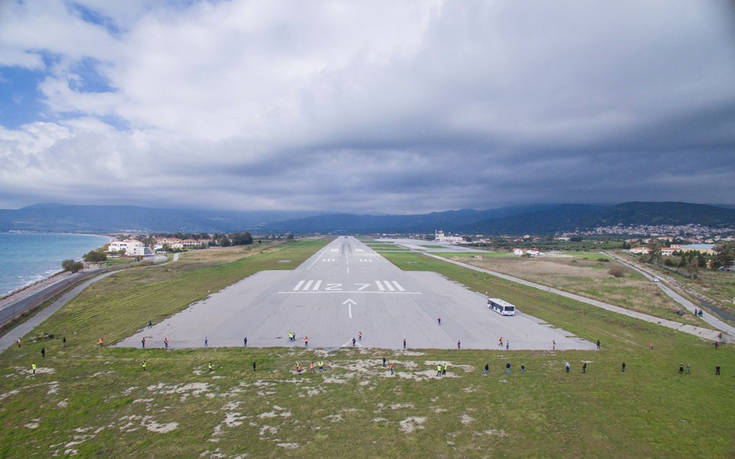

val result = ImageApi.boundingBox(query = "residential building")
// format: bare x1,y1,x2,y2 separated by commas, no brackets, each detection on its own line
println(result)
108,239,146,256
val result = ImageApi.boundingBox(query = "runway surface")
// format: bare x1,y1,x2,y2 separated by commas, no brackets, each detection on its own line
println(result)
117,237,594,350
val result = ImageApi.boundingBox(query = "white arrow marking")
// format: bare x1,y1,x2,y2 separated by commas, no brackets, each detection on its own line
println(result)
342,298,357,319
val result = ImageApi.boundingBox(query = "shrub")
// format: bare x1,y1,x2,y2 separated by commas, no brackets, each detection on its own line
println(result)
608,265,626,278
61,259,84,273
83,250,107,262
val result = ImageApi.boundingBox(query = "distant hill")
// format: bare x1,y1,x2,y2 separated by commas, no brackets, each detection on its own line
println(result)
264,202,735,234
1,202,733,235
0,204,317,233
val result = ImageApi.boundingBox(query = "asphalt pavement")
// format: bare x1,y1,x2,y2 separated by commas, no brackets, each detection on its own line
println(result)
118,237,594,350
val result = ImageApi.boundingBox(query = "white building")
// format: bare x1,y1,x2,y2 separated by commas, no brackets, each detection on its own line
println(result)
108,239,146,256
434,230,464,244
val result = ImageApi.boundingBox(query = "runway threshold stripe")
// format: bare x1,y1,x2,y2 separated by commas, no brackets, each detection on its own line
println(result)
392,281,405,291
375,280,385,291
384,281,395,291
303,280,314,291
312,280,322,291
293,280,305,291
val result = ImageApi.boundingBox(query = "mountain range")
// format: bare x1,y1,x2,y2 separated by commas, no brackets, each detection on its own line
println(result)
1,202,733,235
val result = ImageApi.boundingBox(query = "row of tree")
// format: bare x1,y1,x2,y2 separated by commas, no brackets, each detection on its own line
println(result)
642,241,734,277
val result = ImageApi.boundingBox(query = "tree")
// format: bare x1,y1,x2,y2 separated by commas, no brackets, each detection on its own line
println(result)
62,259,83,273
83,250,107,262
231,232,253,246
713,242,735,270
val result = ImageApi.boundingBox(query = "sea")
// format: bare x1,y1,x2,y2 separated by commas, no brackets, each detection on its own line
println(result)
0,232,110,296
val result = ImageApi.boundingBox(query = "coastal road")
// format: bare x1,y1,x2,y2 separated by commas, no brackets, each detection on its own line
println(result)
118,237,593,350
0,271,117,353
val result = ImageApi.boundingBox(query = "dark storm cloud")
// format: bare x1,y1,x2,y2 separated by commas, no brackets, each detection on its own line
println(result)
0,0,733,212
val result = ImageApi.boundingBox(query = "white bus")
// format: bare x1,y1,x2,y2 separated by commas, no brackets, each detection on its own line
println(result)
488,298,516,316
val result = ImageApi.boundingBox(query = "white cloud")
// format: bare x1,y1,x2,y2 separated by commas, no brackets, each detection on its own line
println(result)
0,0,734,211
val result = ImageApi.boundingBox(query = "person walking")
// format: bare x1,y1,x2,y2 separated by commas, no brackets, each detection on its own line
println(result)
389,363,394,376
204,337,208,348
442,364,447,376
498,337,503,347
506,360,511,374
506,341,509,350
164,337,169,349
686,363,690,374
521,364,525,374
148,320,152,328
382,357,386,367
679,363,684,375
596,339,601,350
352,337,356,347
565,362,570,374
318,361,324,372
483,363,489,375
715,366,720,376
582,362,587,374
552,340,555,350
457,339,461,350
403,338,407,350
310,361,315,373
304,336,309,348
41,347,45,359
252,360,256,372
358,331,362,341
436,365,442,377
243,337,247,347
621,362,626,372
142,360,147,371
437,317,441,325
32,363,36,375
62,336,66,347
208,361,214,372
714,341,719,350
17,338,21,348
296,362,302,374
98,337,103,348
142,337,146,349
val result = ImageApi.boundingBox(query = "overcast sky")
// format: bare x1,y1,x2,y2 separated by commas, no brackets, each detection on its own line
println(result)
1,0,734,213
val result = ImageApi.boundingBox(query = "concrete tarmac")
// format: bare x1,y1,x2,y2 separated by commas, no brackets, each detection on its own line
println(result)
117,237,594,350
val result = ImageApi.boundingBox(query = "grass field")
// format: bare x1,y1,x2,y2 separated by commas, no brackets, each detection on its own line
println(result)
1,242,734,457
438,251,707,326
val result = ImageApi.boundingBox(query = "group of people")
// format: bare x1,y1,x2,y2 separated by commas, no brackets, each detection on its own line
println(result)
295,360,325,373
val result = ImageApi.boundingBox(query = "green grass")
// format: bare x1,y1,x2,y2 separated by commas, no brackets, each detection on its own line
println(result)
434,251,513,258
1,241,734,457
558,250,611,261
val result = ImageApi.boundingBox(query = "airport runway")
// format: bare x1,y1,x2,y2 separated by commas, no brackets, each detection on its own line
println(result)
117,237,594,350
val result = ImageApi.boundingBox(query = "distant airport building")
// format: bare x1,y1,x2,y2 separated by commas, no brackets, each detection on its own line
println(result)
434,230,464,244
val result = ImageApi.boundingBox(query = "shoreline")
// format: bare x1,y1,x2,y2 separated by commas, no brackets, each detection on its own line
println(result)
0,232,112,302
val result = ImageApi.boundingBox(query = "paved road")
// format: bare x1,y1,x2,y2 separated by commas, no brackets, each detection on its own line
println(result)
118,237,593,350
426,253,723,342
602,252,735,340
0,271,117,353
0,271,99,327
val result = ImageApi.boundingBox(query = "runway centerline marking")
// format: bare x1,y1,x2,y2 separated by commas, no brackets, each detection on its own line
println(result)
277,290,422,295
